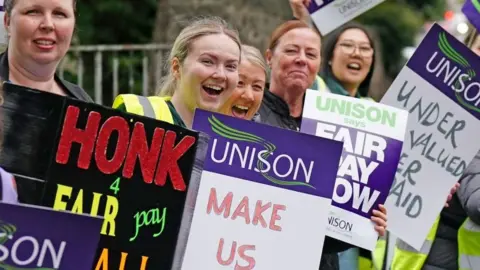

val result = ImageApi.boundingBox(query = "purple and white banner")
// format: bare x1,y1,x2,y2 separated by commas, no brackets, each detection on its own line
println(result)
380,23,480,250
307,0,385,35
0,202,102,269
301,89,408,250
180,109,343,270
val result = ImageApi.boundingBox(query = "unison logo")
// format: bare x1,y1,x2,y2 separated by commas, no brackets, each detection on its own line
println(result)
426,32,479,112
0,221,65,269
208,115,315,189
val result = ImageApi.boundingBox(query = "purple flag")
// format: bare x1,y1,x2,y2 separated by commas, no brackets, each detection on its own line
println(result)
462,0,480,32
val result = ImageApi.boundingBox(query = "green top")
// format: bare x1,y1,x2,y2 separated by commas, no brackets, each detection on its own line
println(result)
114,100,187,128
325,76,362,98
165,100,187,128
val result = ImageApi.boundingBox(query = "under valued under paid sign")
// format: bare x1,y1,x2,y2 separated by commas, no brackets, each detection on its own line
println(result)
41,98,204,269
380,23,480,250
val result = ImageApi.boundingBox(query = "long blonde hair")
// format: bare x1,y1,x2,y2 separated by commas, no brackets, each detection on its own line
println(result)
241,45,267,80
158,16,241,96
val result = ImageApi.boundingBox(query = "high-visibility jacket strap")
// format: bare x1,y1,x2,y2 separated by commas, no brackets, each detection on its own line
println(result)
391,216,440,270
112,94,174,124
458,218,480,270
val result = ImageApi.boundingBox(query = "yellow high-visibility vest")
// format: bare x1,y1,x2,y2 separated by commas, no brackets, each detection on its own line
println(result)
112,94,174,123
392,217,480,270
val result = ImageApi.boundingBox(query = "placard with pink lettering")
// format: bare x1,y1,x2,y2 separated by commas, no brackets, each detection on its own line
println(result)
179,110,344,270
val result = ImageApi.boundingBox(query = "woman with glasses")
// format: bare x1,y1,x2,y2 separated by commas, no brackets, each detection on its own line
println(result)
319,22,376,100
317,21,383,270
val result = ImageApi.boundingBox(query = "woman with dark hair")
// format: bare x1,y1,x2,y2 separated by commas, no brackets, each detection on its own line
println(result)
319,22,376,100
318,21,382,270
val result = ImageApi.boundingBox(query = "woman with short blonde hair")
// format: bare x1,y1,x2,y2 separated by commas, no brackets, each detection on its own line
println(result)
219,44,267,121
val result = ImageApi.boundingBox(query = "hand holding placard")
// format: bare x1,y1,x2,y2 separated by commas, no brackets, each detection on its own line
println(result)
301,90,408,250
380,24,480,249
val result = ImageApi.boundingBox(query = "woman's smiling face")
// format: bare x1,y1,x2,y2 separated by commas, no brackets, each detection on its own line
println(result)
219,59,265,120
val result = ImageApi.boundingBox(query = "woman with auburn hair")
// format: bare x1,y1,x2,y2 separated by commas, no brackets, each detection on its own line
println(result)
113,16,242,128
219,44,267,121
257,19,388,270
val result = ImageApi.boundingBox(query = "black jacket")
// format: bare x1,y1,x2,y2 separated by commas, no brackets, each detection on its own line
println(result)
0,51,93,205
257,89,301,130
0,51,93,101
257,89,353,270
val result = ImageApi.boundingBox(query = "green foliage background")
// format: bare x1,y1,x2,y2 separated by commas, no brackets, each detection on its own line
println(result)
68,0,447,102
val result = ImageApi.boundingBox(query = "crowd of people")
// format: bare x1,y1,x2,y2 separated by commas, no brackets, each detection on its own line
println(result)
0,0,478,269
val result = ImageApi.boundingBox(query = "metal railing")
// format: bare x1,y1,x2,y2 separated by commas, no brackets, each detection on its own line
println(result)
58,43,171,105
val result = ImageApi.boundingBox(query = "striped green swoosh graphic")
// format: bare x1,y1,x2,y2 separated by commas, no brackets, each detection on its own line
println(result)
0,221,55,270
208,115,315,189
472,0,480,12
438,32,480,112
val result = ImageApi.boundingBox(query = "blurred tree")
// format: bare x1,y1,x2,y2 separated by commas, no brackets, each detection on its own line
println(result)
69,0,447,102
404,0,448,21
65,0,158,104
356,0,446,97
75,0,157,44
357,1,423,79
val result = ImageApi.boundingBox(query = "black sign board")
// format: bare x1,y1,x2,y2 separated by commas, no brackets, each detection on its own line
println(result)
0,83,208,269
0,83,64,180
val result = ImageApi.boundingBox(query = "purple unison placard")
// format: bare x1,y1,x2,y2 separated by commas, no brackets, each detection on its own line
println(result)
192,109,344,199
307,0,335,13
0,202,103,269
407,23,480,120
301,118,404,219
462,0,480,32
301,89,409,250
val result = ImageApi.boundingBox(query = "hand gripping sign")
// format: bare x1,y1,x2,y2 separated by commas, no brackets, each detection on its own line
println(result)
178,109,344,270
301,89,409,250
380,23,480,250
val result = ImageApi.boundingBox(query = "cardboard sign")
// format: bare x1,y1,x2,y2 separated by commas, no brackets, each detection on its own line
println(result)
380,23,480,250
32,96,207,269
179,110,344,270
0,83,65,182
301,90,408,250
0,202,103,269
307,0,385,35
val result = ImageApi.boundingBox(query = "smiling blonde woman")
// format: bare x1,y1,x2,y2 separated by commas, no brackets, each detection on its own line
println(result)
113,16,242,129
219,44,267,121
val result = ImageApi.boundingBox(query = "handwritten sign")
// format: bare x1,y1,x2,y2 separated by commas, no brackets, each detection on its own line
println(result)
179,110,343,269
300,90,408,250
0,202,102,269
380,23,480,250
307,0,385,35
40,97,206,269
